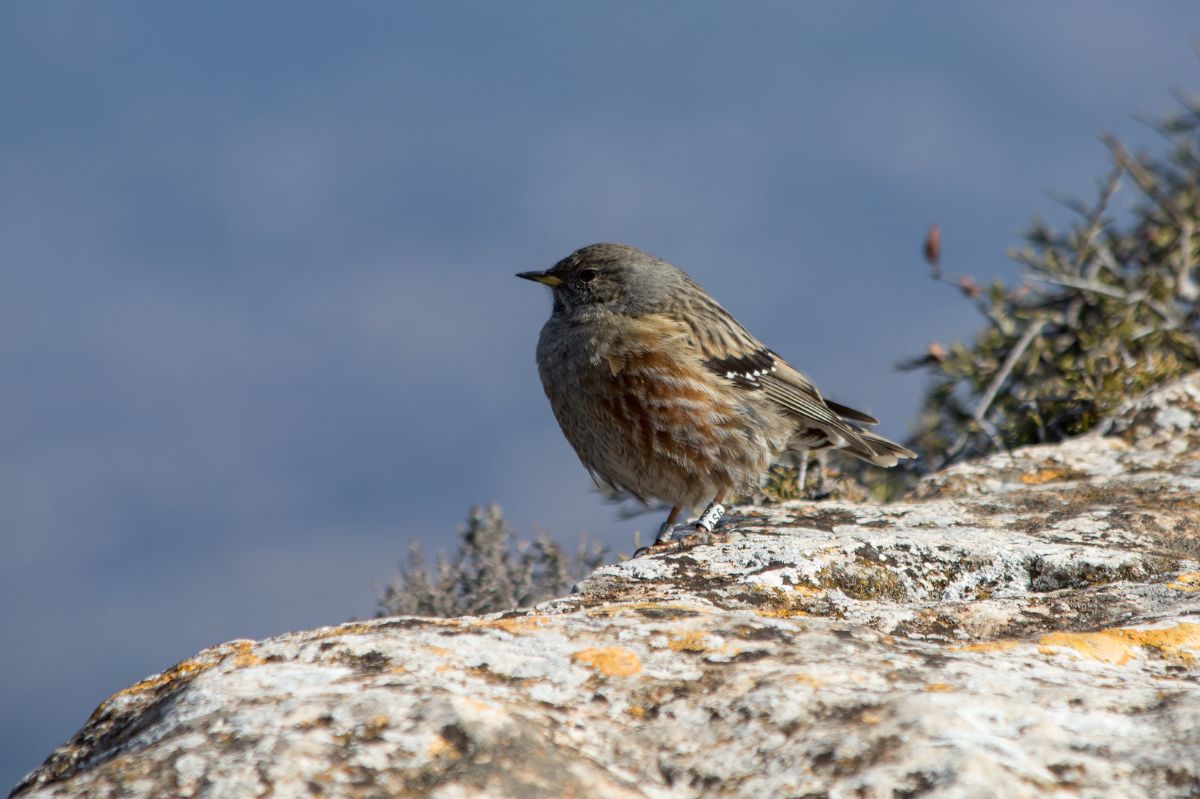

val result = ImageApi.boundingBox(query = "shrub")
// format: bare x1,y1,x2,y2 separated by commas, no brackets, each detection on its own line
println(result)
908,102,1200,473
376,504,608,618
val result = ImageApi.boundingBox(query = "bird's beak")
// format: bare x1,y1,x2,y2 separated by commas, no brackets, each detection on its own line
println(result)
516,270,562,287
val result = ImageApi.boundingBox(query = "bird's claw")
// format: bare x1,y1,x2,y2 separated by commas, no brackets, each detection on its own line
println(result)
634,528,730,555
635,502,730,556
678,527,731,548
632,521,697,557
632,538,681,558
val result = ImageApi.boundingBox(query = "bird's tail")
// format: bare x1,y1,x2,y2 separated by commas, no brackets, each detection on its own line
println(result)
785,422,916,468
837,429,916,468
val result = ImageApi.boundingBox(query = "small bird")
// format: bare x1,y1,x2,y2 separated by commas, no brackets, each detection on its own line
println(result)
518,243,914,548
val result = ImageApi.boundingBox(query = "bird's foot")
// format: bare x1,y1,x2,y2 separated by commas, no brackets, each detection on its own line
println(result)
633,523,698,558
634,502,728,556
633,528,686,557
635,521,691,554
632,541,676,558
679,501,730,546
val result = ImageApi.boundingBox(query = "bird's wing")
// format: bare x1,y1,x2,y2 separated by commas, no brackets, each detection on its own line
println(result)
668,287,860,428
823,399,878,426
665,284,913,464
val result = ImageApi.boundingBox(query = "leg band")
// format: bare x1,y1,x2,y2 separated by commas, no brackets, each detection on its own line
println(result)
696,502,726,533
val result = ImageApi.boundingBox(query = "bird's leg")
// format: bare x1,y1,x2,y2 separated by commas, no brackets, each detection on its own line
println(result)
796,452,810,498
693,492,726,533
653,505,682,545
812,451,829,498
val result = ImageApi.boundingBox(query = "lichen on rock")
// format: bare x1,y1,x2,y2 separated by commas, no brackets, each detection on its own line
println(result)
11,375,1200,799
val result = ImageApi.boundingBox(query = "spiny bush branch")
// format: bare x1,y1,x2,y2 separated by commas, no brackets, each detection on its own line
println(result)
897,93,1200,479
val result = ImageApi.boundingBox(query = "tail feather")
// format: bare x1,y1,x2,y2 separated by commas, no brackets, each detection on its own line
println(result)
837,429,916,467
786,423,916,468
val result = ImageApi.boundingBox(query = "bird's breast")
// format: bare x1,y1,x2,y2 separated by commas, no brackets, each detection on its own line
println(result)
532,313,793,504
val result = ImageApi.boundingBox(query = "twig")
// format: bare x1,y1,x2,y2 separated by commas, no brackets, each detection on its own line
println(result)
1073,165,1122,278
973,320,1045,428
927,275,1012,335
1176,217,1198,301
1026,272,1126,300
945,320,1045,462
1102,132,1186,224
1025,272,1180,327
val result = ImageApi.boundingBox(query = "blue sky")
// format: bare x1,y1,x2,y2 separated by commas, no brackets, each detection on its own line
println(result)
3,2,1198,788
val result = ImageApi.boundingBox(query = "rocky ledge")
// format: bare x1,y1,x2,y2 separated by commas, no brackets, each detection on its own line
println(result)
12,376,1200,799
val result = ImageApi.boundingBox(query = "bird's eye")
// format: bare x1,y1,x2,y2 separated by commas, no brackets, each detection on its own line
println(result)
578,268,599,284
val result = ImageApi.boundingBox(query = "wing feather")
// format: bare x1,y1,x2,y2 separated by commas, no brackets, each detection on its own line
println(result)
664,282,913,464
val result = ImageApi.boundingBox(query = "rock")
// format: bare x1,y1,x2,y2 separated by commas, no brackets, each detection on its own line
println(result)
11,375,1200,799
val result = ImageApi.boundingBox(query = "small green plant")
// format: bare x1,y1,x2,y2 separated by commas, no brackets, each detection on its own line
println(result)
376,504,608,618
889,95,1200,485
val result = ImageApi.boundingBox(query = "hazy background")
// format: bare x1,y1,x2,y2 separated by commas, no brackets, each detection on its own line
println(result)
3,1,1198,788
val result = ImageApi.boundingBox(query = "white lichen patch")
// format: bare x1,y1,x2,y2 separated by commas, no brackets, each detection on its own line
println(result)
14,375,1200,799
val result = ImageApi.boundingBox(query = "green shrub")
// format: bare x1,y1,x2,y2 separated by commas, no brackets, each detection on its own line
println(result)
854,95,1198,498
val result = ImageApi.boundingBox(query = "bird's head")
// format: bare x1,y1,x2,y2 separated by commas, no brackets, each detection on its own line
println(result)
517,243,687,318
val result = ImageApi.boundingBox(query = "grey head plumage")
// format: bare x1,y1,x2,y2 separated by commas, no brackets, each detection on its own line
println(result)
516,243,695,319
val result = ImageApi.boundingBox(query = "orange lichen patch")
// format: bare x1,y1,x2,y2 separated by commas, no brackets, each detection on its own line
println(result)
951,639,1020,654
106,659,213,699
667,631,710,653
626,705,647,719
1167,572,1200,592
229,651,265,668
89,647,230,721
426,733,463,759
859,711,883,724
1038,623,1200,666
1020,468,1064,485
572,647,642,677
474,615,550,635
227,640,265,668
756,608,808,619
754,597,809,619
97,639,269,718
790,673,823,689
316,621,379,638
360,714,391,738
924,683,956,693
792,585,824,598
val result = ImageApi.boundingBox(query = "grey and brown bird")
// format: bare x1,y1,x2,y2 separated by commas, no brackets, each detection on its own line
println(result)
518,243,914,548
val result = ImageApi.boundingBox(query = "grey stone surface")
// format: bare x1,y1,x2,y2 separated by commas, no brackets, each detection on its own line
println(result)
12,376,1200,799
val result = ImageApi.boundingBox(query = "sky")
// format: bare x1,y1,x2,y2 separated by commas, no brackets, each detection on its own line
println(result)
2,1,1198,789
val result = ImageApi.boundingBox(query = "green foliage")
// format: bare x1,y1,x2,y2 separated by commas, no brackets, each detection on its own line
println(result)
376,504,608,618
900,97,1200,479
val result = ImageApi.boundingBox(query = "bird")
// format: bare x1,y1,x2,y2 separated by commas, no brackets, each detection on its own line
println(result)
517,243,914,548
